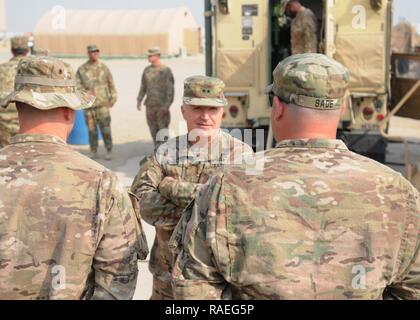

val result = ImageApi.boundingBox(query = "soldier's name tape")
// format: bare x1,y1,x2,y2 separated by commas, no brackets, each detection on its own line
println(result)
289,94,342,110
15,75,77,87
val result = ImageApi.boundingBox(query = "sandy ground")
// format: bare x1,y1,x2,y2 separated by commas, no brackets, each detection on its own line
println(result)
1,47,420,299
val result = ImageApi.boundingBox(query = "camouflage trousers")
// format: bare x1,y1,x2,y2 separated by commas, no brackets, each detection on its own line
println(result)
146,105,170,147
0,120,19,148
84,106,112,152
150,276,175,300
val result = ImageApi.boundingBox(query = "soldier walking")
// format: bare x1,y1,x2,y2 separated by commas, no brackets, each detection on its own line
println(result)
280,0,318,54
0,36,29,148
76,45,117,160
136,47,174,148
0,56,148,299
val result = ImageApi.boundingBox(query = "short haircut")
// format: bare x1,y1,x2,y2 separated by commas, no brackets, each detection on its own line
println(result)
12,48,29,56
283,100,342,123
16,102,68,116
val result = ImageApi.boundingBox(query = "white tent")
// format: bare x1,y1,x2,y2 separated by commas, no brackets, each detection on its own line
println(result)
0,0,6,34
34,7,201,56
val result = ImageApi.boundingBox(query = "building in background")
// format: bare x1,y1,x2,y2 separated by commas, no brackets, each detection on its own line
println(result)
392,21,420,53
34,7,201,57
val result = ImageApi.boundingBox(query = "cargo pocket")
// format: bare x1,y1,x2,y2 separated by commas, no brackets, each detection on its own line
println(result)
128,191,149,260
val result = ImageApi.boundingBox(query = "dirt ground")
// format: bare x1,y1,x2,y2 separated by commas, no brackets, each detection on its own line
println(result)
1,48,419,299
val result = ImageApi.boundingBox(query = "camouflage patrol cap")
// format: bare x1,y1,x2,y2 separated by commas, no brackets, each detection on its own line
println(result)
87,45,100,52
0,56,95,110
147,47,161,56
183,75,228,108
265,53,350,110
11,36,29,50
280,0,291,13
273,0,291,27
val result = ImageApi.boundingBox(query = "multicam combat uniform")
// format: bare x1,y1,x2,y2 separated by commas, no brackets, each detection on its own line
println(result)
131,76,253,300
0,56,148,300
170,54,420,300
0,36,29,148
76,47,117,153
171,139,420,300
0,134,149,299
0,57,23,147
291,6,318,54
137,50,174,147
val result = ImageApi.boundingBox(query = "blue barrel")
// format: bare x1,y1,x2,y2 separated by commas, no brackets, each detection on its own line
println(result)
68,110,102,145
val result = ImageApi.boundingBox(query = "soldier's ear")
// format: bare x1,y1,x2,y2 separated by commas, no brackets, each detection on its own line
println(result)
340,90,350,116
272,96,285,121
339,104,346,117
62,108,75,122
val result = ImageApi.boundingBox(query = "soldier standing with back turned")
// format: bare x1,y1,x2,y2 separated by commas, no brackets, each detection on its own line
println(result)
136,47,174,148
76,45,117,160
0,56,148,299
171,54,420,300
0,36,29,148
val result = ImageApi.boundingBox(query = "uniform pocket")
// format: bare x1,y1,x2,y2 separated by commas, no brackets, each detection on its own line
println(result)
128,191,149,260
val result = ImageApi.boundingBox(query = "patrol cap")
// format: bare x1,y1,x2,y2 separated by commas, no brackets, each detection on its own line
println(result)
87,45,100,53
0,56,95,111
147,47,161,56
280,0,291,13
265,53,350,110
11,36,29,51
183,75,228,108
273,0,292,27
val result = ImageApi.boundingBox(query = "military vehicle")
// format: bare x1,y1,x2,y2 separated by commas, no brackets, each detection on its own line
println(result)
205,0,392,161
388,52,420,190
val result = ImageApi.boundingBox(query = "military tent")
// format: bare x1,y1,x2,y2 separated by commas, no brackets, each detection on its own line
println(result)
33,7,201,57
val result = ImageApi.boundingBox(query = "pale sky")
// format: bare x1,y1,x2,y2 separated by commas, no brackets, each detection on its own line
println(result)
3,0,419,32
4,0,204,32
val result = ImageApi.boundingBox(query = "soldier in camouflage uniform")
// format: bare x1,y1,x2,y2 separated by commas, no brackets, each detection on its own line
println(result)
137,47,175,148
170,54,420,300
0,36,29,148
131,76,253,300
0,56,148,299
280,0,318,54
76,45,117,160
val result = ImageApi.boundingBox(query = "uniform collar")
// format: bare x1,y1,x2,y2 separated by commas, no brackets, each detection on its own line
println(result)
11,134,67,146
275,139,348,150
157,130,232,163
87,60,100,65
10,55,24,62
185,129,223,147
